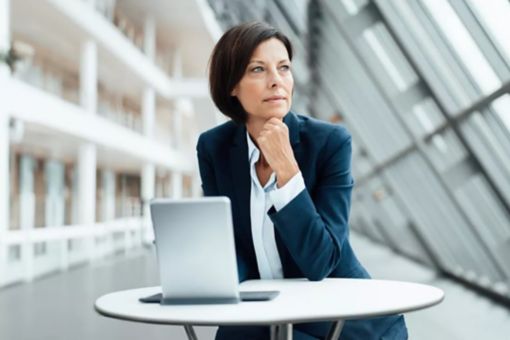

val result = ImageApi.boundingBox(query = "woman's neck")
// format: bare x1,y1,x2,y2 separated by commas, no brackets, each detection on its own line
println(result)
246,118,264,145
246,117,274,168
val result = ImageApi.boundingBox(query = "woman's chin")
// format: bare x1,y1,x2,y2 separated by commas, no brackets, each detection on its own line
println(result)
247,108,289,122
266,109,288,119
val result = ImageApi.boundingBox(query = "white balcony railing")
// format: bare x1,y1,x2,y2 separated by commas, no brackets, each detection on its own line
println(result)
0,216,146,288
3,77,193,172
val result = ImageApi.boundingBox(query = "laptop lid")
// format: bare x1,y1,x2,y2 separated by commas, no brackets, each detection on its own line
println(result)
150,197,240,305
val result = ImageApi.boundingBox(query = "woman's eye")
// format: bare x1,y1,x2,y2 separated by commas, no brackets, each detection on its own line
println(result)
250,65,290,73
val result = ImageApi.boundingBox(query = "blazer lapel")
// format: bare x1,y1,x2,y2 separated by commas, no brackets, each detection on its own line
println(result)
229,124,253,251
284,111,301,147
278,112,304,276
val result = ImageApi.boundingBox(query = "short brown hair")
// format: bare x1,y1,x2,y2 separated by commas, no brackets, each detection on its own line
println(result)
208,21,293,124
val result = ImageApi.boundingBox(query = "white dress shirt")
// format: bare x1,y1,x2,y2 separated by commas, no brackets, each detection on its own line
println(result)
247,132,305,279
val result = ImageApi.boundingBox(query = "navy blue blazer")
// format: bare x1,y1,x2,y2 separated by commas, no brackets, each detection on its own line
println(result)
196,112,408,340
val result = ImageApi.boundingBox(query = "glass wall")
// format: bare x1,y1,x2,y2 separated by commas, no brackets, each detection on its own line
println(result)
207,0,510,301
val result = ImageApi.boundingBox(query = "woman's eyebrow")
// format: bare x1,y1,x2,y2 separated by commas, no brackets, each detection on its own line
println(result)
248,59,290,64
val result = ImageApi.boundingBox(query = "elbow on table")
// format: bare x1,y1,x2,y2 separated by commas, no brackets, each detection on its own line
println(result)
285,224,345,281
305,272,327,282
303,246,342,281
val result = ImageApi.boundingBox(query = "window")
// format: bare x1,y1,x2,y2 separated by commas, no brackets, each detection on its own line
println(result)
361,23,417,93
468,0,510,65
421,0,501,95
491,94,510,133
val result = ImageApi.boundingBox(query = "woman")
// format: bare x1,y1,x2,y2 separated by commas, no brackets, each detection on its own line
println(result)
196,21,408,340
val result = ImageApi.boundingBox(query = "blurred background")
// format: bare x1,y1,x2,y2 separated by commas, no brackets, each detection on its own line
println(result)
0,0,509,339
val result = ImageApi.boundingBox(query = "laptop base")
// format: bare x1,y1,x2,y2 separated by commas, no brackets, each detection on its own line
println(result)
139,290,279,304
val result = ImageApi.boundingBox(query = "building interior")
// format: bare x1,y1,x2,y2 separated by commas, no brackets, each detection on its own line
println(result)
0,0,509,339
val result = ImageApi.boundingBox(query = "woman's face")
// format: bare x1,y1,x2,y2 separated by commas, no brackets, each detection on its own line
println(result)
231,38,294,123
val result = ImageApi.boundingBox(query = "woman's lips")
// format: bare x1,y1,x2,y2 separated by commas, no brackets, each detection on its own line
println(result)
264,97,286,103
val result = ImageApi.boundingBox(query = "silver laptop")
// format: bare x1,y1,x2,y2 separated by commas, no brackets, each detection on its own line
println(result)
150,197,241,305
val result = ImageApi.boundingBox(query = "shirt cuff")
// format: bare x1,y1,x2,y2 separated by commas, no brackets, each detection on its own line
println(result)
269,171,305,211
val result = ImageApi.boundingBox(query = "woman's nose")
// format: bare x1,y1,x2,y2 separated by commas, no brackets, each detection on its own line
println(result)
268,69,283,88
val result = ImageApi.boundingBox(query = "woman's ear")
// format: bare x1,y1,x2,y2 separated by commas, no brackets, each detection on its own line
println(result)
230,86,238,97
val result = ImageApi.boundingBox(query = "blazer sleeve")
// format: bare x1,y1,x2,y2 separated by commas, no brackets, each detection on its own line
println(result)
196,134,219,196
267,127,354,281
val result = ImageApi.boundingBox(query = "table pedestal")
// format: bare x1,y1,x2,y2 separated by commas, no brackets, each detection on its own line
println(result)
182,320,344,340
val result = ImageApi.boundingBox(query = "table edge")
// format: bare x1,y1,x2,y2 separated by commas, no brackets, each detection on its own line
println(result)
94,293,444,326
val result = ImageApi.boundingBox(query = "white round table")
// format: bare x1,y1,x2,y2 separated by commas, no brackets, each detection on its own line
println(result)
95,278,444,340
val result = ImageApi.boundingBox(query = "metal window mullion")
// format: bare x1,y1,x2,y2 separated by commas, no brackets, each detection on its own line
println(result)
355,28,401,97
317,33,392,161
394,157,474,271
375,0,467,113
274,0,302,35
392,81,429,118
319,18,411,160
412,0,482,104
483,106,510,160
342,2,381,38
326,0,353,23
317,59,387,159
462,114,510,204
316,63,400,183
423,79,510,141
364,178,408,251
448,0,510,81
384,158,454,269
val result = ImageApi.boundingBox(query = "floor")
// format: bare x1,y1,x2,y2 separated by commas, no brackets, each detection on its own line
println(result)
350,235,510,340
0,232,509,340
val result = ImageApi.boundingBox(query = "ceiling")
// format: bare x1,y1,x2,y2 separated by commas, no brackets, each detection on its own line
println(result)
116,0,218,77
